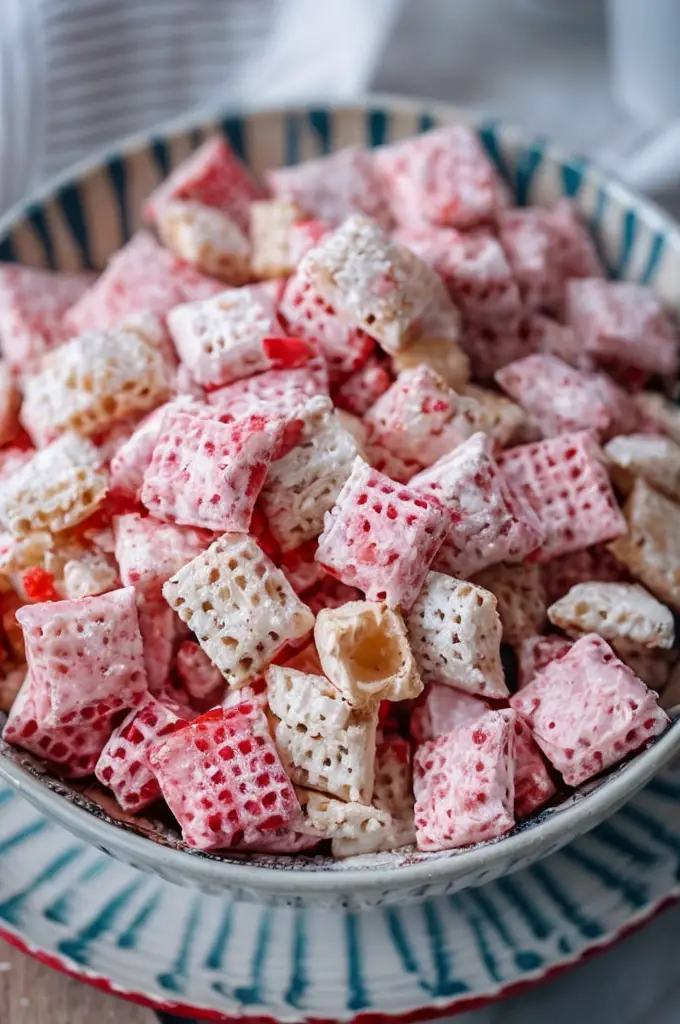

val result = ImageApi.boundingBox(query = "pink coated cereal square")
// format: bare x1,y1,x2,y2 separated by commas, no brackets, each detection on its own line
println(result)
144,136,264,231
141,411,281,532
499,431,627,562
410,432,543,577
332,357,392,417
566,279,679,377
543,545,627,604
0,264,94,369
396,226,522,326
316,456,448,612
16,586,147,728
288,219,331,265
266,146,392,229
413,708,517,851
4,672,115,778
136,596,178,696
410,683,489,744
175,640,225,703
374,124,509,231
207,361,329,424
113,514,213,594
495,354,637,440
64,232,224,335
95,693,188,812
365,364,478,468
511,634,669,786
280,269,374,384
167,284,280,390
461,316,543,381
148,702,301,850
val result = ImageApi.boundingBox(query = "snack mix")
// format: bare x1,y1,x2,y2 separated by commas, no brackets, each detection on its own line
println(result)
0,129,675,858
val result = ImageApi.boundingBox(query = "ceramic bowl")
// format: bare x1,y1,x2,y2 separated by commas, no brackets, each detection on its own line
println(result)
0,97,679,909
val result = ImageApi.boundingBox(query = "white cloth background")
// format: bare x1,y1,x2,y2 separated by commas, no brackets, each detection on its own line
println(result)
0,0,400,212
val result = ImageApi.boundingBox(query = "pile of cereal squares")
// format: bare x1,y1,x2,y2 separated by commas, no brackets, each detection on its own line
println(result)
0,126,677,858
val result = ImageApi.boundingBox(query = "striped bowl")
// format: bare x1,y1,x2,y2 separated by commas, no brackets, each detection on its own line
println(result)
0,97,679,909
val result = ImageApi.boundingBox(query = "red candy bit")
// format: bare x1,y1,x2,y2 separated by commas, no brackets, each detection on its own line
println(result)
148,702,301,851
511,634,669,787
95,693,189,812
21,568,59,603
262,336,317,369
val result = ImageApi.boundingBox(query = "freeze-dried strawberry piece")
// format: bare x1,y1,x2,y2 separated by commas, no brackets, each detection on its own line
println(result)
64,233,223,335
108,397,203,501
289,219,331,265
516,635,573,690
278,540,325,594
406,572,506,698
414,708,517,851
396,226,522,325
496,354,637,441
114,514,212,595
207,361,328,424
566,279,679,377
259,397,359,551
95,693,188,812
21,319,173,446
332,357,392,416
304,577,362,616
3,672,115,778
0,433,107,538
156,200,252,285
261,335,317,369
549,581,674,650
375,124,509,231
267,147,392,229
175,640,224,703
167,284,280,390
605,433,680,503
364,365,471,468
163,534,314,689
249,199,304,279
363,442,421,484
299,215,443,355
144,136,264,231
266,664,378,803
474,562,548,647
21,567,59,603
315,600,422,708
499,431,627,562
148,702,300,850
0,264,94,369
280,269,374,384
16,586,147,728
511,634,669,786
410,433,542,577
316,456,448,612
543,545,627,604
141,412,281,532
609,478,680,613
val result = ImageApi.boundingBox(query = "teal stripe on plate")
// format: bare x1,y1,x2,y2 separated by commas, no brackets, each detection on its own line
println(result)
418,113,437,133
619,804,680,862
614,208,638,279
477,123,512,186
560,845,647,909
285,910,309,1007
45,859,111,924
529,862,604,939
150,138,170,179
106,155,131,246
464,887,543,972
231,907,273,1006
383,906,432,994
308,110,331,154
57,878,146,965
453,892,501,984
0,846,83,927
204,901,235,972
0,820,47,856
345,911,370,1012
157,896,202,994
116,890,162,950
591,820,661,867
561,159,587,198
640,230,666,285
513,142,545,207
421,901,468,998
367,109,389,148
220,116,247,161
26,203,56,269
284,114,300,168
495,876,553,941
54,181,92,268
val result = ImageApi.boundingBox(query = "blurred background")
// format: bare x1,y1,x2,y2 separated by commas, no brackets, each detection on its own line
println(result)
3,0,680,216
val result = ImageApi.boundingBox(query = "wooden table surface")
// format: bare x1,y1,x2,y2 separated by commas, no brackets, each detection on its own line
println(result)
0,940,156,1024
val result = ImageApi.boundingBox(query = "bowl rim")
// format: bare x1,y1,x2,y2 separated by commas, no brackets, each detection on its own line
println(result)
2,93,680,895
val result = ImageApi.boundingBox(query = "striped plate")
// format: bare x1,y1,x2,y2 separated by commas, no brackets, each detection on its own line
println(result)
1,763,680,1021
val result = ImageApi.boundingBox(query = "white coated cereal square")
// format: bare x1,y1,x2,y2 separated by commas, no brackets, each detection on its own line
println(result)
298,214,441,354
162,534,314,688
406,572,507,698
250,199,304,278
156,199,251,284
609,479,680,613
266,665,378,803
548,581,675,650
605,433,680,503
259,397,360,551
0,433,107,537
